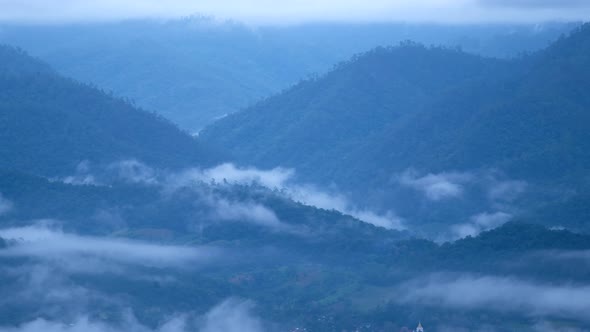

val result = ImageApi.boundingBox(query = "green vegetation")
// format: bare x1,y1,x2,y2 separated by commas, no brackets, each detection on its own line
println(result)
0,19,589,332
0,45,219,177
202,24,590,232
0,19,576,130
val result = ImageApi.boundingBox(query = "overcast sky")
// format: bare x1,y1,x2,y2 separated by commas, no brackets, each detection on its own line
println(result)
0,0,589,24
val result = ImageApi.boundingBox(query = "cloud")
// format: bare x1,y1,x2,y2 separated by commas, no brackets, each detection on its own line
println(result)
60,161,100,186
0,0,588,24
108,160,159,185
61,174,98,186
0,314,189,332
398,170,472,201
189,164,404,230
0,193,13,216
487,179,527,203
450,211,512,239
61,161,403,230
0,317,118,332
284,184,404,230
399,274,590,322
200,298,264,332
0,298,265,332
396,169,526,238
347,210,402,230
0,224,220,270
207,198,293,232
397,169,526,203
59,160,157,186
174,163,293,190
0,263,98,314
0,225,265,330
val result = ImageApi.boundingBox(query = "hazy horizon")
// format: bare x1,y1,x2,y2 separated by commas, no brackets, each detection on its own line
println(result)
2,2,590,331
0,0,589,25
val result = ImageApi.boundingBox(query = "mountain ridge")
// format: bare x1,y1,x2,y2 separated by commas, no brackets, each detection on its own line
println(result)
0,44,220,177
201,24,590,229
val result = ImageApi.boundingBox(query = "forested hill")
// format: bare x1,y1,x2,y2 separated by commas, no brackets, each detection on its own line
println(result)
0,20,576,131
0,45,219,177
390,23,590,181
201,24,590,192
200,44,512,180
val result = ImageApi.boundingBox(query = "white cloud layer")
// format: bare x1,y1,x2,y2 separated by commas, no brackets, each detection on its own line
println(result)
0,193,13,216
194,163,292,189
200,298,264,332
487,179,527,203
0,0,588,24
400,275,590,321
183,163,404,230
398,170,472,201
207,198,298,233
451,211,512,239
0,317,119,332
108,160,158,185
0,224,220,270
61,160,403,230
0,298,264,332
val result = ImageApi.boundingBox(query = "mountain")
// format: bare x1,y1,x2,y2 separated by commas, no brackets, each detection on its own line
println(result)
2,174,588,332
0,19,576,131
0,168,405,247
0,45,218,177
201,24,590,232
374,25,590,181
1,19,590,332
201,43,513,181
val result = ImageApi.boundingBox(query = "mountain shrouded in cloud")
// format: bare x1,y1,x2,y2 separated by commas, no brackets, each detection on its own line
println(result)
202,24,590,233
201,43,513,184
1,1,590,330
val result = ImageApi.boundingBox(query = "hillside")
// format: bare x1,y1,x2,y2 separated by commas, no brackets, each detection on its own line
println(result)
201,24,590,231
0,45,218,177
1,16,589,332
369,24,590,181
201,43,514,180
0,19,576,130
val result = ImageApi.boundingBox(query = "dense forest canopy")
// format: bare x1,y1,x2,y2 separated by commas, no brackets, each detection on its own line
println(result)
201,24,590,235
0,44,219,176
0,19,577,130
0,11,589,332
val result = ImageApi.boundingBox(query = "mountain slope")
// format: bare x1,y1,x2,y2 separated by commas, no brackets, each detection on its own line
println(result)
0,19,576,130
0,45,218,176
201,24,590,231
201,44,513,182
370,25,590,181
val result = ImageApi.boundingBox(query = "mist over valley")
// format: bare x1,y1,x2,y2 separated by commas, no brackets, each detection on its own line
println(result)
1,4,590,331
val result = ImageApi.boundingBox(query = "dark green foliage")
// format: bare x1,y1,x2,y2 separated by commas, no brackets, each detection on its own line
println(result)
0,169,404,248
4,166,589,330
446,221,590,253
202,24,590,231
1,20,590,332
0,45,219,177
1,166,590,330
202,25,590,182
0,20,576,130
201,44,513,181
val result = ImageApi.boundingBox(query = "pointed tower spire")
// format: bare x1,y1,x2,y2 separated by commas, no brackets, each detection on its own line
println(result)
416,322,424,332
